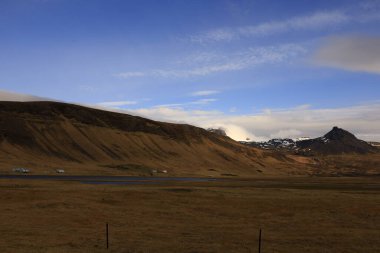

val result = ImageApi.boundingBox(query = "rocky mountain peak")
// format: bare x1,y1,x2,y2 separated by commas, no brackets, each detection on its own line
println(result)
324,126,357,141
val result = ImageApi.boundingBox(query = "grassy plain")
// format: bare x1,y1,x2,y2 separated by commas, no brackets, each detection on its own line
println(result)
0,177,379,253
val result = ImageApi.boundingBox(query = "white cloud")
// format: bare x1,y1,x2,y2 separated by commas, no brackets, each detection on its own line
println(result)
217,124,264,141
190,10,349,43
151,63,244,78
116,44,306,79
191,98,217,105
190,28,236,43
153,103,184,108
177,52,223,64
313,35,380,74
285,10,349,30
97,100,137,108
127,103,380,142
115,72,146,78
153,98,217,108
239,10,348,37
191,90,220,96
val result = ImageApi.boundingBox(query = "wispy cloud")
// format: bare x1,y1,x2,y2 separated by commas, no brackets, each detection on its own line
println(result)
97,100,137,108
191,98,217,105
151,63,244,78
190,28,236,43
313,35,380,74
154,98,218,108
190,90,220,96
360,0,380,11
177,52,224,65
116,44,306,79
190,10,350,43
114,72,146,78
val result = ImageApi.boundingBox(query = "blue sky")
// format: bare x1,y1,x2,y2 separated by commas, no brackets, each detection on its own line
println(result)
1,0,380,140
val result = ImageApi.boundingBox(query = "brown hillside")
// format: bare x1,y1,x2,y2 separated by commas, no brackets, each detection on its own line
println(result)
0,101,304,176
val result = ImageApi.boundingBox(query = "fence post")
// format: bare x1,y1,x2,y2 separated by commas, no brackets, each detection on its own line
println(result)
106,223,109,249
258,228,262,253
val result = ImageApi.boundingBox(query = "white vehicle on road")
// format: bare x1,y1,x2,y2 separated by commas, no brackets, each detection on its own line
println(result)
13,168,30,173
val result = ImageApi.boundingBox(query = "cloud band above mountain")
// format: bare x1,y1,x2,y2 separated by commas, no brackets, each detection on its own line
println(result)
130,103,380,142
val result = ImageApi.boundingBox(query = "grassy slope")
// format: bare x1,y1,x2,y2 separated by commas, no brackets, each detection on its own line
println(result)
0,101,304,176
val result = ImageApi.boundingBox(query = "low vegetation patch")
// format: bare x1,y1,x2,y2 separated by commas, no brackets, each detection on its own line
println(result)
102,163,154,175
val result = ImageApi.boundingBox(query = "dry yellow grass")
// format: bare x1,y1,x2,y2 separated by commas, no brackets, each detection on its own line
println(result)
0,177,379,253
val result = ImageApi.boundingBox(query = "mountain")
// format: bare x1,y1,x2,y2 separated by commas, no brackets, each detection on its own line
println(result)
0,101,304,176
240,127,380,176
242,127,376,155
296,126,376,155
242,138,296,150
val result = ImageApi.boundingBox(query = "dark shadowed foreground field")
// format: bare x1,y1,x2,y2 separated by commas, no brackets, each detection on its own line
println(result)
0,177,379,253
